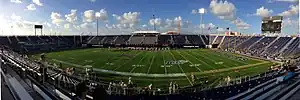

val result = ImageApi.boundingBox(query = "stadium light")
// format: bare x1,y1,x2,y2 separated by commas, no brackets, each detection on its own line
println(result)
95,12,101,36
199,8,205,35
199,8,205,14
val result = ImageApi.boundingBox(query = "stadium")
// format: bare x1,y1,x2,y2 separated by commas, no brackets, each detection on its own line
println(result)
1,27,300,99
0,0,299,100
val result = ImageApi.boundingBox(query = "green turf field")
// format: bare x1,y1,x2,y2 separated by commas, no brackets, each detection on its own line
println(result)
31,48,277,89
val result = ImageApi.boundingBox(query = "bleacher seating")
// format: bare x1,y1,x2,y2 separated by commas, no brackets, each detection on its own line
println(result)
263,37,292,58
102,36,117,44
186,35,205,46
236,36,262,51
0,36,10,45
201,35,209,45
248,37,277,56
115,35,130,45
213,36,223,44
128,35,144,44
172,35,186,45
143,35,157,45
281,37,300,58
157,35,171,45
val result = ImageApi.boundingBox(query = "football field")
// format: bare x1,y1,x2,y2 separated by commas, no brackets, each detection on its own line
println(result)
31,48,276,89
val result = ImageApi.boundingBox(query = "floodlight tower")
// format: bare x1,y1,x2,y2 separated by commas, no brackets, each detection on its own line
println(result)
199,8,205,35
95,12,101,36
178,20,181,34
152,14,156,31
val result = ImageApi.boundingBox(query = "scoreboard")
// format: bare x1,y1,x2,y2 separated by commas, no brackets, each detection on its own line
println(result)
261,16,283,33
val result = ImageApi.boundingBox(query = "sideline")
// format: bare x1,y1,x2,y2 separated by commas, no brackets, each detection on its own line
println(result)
52,59,270,78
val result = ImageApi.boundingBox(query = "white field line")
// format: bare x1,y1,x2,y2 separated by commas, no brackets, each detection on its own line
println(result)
176,50,202,72
147,54,155,74
52,58,268,77
191,50,230,68
183,50,216,70
162,51,167,74
168,51,194,86
130,52,148,73
113,51,143,71
212,50,251,65
100,51,129,69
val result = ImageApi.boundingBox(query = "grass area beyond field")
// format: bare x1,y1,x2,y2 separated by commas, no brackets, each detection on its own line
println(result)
31,48,277,89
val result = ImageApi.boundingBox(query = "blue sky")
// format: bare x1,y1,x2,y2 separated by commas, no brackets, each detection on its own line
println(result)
0,0,299,35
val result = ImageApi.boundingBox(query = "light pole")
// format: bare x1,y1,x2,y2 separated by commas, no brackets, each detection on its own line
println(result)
95,12,101,36
199,8,205,35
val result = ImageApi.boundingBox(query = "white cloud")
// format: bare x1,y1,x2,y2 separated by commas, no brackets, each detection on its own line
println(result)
196,23,216,29
255,6,273,17
269,0,299,3
217,27,225,32
231,18,250,30
10,0,22,4
80,22,93,29
278,5,299,17
51,12,64,26
64,23,70,29
95,9,108,22
283,18,299,27
26,4,36,11
191,9,198,14
112,12,141,28
65,9,77,23
277,0,299,2
209,0,250,30
33,0,42,6
43,22,51,27
89,0,96,2
73,25,81,30
208,23,216,28
149,18,162,26
11,14,22,21
209,0,236,20
148,16,192,32
142,24,147,28
83,10,95,22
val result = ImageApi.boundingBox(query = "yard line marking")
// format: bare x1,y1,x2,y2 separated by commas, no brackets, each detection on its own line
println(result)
176,50,202,72
191,50,230,68
100,51,128,69
130,52,148,73
147,54,155,74
162,51,167,74
168,51,194,86
113,51,143,71
52,58,269,78
206,50,249,65
184,50,216,70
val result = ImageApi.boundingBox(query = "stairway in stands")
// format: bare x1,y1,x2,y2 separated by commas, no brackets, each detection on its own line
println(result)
279,37,297,53
261,36,280,55
185,36,190,44
247,36,264,50
217,36,226,48
199,35,206,45
7,36,12,44
211,35,218,45
87,36,97,44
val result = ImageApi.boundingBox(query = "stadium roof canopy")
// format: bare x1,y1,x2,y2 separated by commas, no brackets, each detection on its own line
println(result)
132,31,160,34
